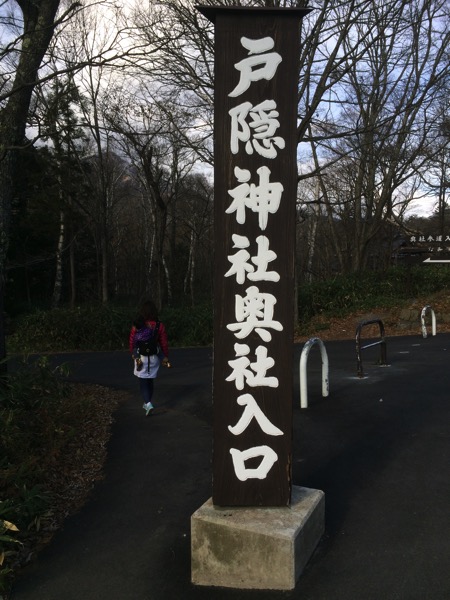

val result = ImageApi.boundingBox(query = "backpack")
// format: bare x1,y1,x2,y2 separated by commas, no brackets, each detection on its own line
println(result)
136,322,161,356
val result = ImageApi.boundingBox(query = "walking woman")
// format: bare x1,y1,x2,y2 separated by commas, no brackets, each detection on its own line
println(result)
129,300,170,416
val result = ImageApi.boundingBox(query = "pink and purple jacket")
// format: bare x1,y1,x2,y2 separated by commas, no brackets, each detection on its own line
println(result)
129,320,169,358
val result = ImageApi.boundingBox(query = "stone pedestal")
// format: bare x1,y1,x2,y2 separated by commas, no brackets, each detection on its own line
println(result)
191,486,324,590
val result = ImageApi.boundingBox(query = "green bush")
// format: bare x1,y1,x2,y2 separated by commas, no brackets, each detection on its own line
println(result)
298,266,450,321
161,304,213,347
7,305,134,354
7,303,213,354
0,356,118,596
0,358,74,595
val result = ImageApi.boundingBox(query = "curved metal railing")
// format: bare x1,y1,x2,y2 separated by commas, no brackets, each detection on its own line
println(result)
299,337,329,409
355,319,387,378
421,305,436,338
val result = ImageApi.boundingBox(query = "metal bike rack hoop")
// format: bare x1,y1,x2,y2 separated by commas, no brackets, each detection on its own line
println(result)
421,305,436,338
355,319,387,378
299,337,329,409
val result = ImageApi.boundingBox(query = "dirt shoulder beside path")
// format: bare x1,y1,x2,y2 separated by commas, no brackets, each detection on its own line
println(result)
295,292,450,343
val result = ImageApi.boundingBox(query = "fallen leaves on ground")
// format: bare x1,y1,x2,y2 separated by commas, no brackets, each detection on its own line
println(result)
14,384,129,570
295,293,450,343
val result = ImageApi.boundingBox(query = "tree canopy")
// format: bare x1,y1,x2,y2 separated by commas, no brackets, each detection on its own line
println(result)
1,0,449,360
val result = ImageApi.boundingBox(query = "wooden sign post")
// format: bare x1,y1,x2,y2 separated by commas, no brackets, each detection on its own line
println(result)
198,6,310,507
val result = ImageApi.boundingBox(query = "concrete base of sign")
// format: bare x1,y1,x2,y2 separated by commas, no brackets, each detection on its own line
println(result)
191,485,324,590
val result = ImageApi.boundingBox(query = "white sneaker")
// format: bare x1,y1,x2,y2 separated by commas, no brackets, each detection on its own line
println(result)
144,402,154,416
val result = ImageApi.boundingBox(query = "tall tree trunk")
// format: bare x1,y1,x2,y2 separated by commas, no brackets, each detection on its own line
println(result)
52,208,65,309
306,208,319,283
0,0,62,367
162,255,172,305
184,229,196,306
70,234,76,308
0,152,15,369
101,232,109,303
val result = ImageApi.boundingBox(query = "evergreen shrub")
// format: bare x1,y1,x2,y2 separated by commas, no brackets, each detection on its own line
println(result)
0,358,73,594
298,266,450,321
7,303,213,353
7,305,134,353
161,304,213,347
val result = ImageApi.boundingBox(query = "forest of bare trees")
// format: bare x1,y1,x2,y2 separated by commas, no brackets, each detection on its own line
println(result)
1,0,450,359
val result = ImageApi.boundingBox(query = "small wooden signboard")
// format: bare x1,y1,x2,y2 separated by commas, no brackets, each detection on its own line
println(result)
197,6,310,507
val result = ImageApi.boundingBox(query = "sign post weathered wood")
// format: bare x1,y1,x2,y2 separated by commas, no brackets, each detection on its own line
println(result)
198,6,310,507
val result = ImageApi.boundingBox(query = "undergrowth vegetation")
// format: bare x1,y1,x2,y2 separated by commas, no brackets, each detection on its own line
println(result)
7,303,214,354
298,266,450,322
0,358,69,595
6,266,450,353
0,358,118,597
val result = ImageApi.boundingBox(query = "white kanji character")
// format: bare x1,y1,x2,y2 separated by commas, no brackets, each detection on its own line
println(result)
230,445,278,481
248,235,280,282
226,343,253,390
229,36,282,98
229,100,285,159
226,166,283,230
228,393,283,436
229,101,252,155
227,285,283,342
225,234,280,283
225,234,253,284
226,343,278,390
249,345,278,386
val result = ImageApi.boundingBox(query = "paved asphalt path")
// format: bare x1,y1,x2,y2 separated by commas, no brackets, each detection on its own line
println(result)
10,334,450,600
